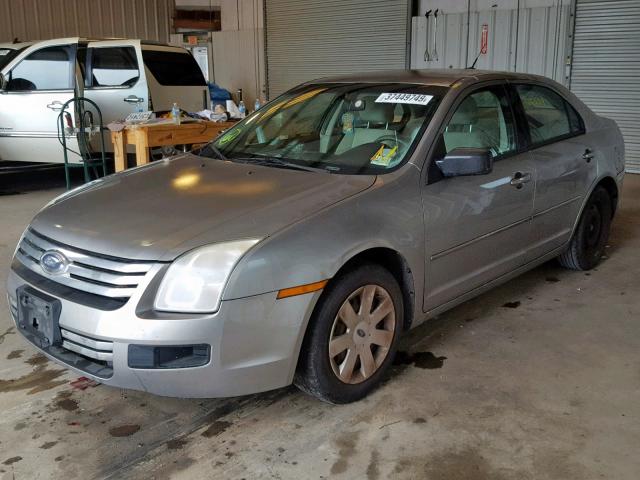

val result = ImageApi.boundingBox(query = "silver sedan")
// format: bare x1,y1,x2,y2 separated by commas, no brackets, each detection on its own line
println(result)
7,70,625,403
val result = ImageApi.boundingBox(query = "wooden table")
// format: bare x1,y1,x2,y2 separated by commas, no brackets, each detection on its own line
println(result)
110,120,236,172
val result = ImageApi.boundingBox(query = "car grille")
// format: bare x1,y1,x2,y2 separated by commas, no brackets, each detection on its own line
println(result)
14,228,154,305
8,294,18,321
60,328,114,363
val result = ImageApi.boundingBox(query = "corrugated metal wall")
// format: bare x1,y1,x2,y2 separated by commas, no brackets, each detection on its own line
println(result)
265,0,410,98
0,0,174,43
411,0,571,85
570,0,640,172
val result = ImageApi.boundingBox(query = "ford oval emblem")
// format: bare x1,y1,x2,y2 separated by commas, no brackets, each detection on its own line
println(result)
40,250,69,275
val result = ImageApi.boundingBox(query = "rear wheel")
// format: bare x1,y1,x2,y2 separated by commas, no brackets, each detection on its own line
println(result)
559,186,612,270
294,264,403,404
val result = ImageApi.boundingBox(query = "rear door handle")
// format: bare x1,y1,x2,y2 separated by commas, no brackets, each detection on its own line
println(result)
510,171,532,189
583,148,594,162
124,95,144,104
46,101,63,111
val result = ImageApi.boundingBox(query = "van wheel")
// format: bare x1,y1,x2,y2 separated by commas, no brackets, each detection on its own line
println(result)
559,186,612,271
294,264,403,404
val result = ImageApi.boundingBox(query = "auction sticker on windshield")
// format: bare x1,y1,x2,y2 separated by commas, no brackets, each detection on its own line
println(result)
375,93,433,105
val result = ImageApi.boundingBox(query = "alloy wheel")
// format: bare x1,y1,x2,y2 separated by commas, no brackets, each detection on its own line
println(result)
328,284,396,384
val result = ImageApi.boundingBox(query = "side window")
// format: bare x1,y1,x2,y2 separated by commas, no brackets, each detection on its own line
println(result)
7,45,74,91
89,47,139,88
442,87,517,158
141,50,206,86
515,84,583,145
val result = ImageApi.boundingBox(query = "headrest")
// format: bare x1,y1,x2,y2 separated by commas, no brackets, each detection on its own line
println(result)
357,101,394,125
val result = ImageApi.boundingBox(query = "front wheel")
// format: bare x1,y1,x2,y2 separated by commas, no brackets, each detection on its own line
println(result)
559,186,612,270
294,264,403,404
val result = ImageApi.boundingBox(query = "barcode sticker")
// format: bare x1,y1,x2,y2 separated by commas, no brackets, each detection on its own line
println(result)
375,93,433,105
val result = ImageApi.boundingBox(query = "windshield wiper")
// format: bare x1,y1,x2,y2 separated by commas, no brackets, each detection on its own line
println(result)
229,156,328,173
198,143,227,160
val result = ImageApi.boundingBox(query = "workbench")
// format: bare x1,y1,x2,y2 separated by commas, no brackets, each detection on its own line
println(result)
110,120,236,172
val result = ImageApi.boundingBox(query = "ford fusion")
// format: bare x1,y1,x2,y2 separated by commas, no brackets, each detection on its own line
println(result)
7,70,624,403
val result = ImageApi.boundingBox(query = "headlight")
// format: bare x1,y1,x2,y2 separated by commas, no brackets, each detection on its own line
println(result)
153,239,261,313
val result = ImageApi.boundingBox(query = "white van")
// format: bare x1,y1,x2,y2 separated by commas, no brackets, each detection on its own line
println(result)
0,37,210,164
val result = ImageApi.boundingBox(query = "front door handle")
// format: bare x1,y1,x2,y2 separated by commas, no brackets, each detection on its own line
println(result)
583,148,594,163
46,101,64,111
510,171,532,189
124,95,144,104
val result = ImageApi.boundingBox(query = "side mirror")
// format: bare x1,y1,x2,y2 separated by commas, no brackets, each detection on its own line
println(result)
436,147,493,177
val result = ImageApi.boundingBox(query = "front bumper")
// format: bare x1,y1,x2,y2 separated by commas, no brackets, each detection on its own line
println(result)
7,267,319,398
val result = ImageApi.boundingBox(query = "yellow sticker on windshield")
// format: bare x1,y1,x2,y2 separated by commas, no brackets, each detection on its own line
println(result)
370,145,398,166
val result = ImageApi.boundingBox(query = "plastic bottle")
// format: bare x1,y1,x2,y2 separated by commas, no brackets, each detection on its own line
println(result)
238,100,246,118
254,98,261,112
171,103,181,125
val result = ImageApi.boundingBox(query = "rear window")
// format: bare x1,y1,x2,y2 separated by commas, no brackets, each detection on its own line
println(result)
141,50,206,86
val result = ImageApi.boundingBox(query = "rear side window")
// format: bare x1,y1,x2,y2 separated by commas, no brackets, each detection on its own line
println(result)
7,45,74,91
141,50,206,86
515,84,584,146
89,47,139,88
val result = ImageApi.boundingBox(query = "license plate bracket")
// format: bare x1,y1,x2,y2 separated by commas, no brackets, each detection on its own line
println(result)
16,286,62,349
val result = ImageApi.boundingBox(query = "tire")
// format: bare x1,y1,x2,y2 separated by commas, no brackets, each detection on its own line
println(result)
294,264,403,404
559,186,612,271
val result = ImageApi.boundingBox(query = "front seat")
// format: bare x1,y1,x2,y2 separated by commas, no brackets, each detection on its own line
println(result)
336,100,395,154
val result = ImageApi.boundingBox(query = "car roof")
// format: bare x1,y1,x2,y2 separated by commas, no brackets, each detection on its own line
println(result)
0,38,174,48
0,42,34,49
310,69,548,87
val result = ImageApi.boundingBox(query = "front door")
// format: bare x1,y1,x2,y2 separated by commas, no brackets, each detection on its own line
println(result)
422,84,536,311
0,40,80,164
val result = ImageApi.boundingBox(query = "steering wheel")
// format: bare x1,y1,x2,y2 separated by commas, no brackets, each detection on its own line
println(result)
374,134,409,151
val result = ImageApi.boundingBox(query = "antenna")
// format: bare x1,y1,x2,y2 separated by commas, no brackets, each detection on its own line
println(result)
468,50,482,69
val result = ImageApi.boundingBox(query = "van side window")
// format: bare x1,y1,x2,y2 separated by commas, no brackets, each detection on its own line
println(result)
442,87,517,158
515,84,584,145
141,50,206,86
7,46,74,91
89,47,139,88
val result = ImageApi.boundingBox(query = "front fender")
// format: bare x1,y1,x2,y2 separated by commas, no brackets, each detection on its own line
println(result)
223,171,425,305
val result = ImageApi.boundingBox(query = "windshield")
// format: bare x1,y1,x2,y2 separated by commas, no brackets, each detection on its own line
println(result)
0,47,26,70
202,83,446,174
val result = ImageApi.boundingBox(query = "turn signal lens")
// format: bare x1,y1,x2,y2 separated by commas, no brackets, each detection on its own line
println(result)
277,280,328,299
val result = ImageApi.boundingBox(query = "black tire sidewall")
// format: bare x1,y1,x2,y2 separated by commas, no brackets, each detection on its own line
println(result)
296,264,403,404
574,187,612,269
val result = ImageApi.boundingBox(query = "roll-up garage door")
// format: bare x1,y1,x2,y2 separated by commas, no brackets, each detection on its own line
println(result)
265,0,410,98
570,0,640,172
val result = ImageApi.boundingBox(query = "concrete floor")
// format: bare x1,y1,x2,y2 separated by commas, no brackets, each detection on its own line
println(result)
0,175,638,480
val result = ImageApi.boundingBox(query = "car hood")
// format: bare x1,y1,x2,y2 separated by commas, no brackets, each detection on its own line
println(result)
31,154,375,261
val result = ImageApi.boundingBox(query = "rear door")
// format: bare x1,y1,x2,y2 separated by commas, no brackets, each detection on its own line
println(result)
83,40,148,124
422,83,536,311
0,39,81,164
141,45,209,112
511,82,597,261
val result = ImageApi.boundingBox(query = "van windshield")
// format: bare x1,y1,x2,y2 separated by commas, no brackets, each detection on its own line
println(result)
203,83,446,174
0,47,26,70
